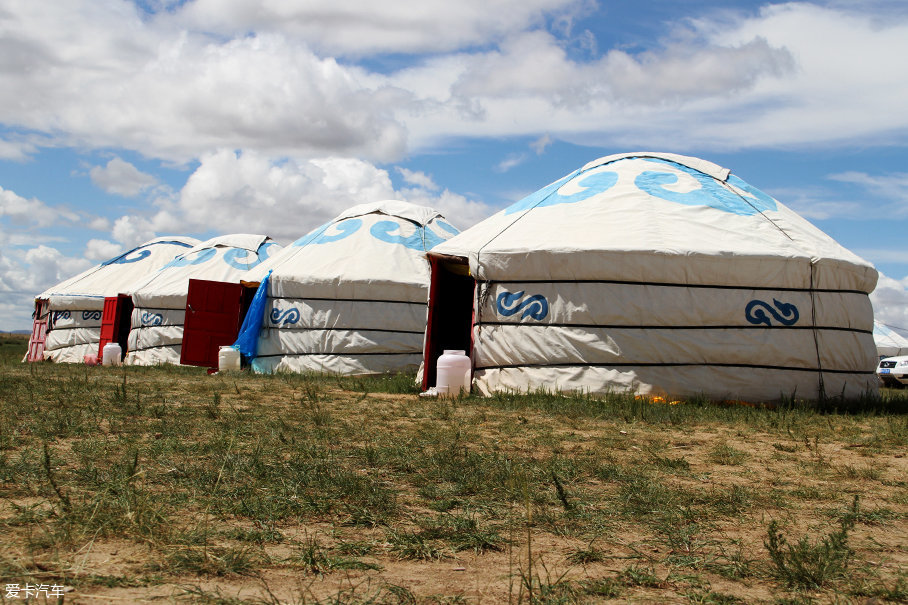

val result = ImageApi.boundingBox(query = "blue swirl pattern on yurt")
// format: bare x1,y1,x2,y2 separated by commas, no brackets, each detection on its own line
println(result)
270,307,300,326
141,312,164,326
101,240,193,266
370,220,459,251
163,247,217,268
224,242,277,270
504,169,619,215
636,159,777,216
292,219,363,247
496,290,549,321
744,299,799,326
435,221,460,236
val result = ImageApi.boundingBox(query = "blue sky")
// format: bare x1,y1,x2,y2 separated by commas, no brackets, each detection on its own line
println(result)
1,0,907,334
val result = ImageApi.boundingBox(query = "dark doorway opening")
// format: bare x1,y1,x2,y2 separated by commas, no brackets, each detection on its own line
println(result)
422,255,476,390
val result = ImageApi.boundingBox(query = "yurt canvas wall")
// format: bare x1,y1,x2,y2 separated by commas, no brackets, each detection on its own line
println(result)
31,237,199,363
423,152,879,402
239,201,459,375
125,234,281,365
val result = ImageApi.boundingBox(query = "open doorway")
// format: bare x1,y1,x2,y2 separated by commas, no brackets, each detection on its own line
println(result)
422,255,476,390
98,294,134,361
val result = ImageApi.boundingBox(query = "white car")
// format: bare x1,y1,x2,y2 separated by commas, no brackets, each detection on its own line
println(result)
877,355,908,388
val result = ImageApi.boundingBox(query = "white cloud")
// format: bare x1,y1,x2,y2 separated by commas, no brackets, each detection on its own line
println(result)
172,0,586,56
2,2,908,164
828,171,908,216
0,186,78,228
111,216,158,248
0,3,410,162
87,217,112,231
871,273,908,338
396,167,439,191
101,150,493,242
146,150,396,240
398,4,908,152
398,187,494,231
495,153,528,173
0,137,38,161
530,134,553,155
766,186,865,220
90,157,158,197
0,245,94,331
84,238,124,262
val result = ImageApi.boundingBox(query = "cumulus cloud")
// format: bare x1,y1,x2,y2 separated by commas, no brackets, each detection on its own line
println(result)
0,3,410,162
0,186,78,228
98,150,494,243
2,1,908,163
871,273,908,338
84,238,125,262
98,150,488,242
172,0,585,56
90,158,159,197
111,216,158,248
396,167,439,191
0,244,93,330
398,187,494,231
397,4,908,151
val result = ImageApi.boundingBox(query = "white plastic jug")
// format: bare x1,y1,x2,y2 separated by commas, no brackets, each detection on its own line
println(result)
436,349,471,396
102,342,122,366
218,346,241,372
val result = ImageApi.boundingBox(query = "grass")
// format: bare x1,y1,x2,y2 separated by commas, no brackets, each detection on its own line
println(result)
0,333,906,603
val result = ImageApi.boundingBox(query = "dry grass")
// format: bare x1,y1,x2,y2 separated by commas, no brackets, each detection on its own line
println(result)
1,333,906,603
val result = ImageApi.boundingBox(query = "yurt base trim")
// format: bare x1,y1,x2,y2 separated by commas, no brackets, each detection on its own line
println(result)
476,321,872,335
269,295,427,306
474,361,872,375
270,327,425,335
128,344,181,354
255,351,422,358
478,278,867,295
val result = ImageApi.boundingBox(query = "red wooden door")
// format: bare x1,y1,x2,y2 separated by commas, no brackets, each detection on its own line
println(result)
26,300,49,362
181,279,245,368
98,295,133,359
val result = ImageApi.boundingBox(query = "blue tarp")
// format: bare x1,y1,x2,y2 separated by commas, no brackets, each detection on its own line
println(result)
233,270,271,361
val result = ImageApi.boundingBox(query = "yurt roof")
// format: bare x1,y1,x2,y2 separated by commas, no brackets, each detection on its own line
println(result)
128,234,281,306
249,200,459,301
430,152,877,293
874,320,908,357
38,236,200,302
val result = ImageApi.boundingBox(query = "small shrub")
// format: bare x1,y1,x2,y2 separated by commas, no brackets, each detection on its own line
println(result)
764,496,859,589
708,443,748,466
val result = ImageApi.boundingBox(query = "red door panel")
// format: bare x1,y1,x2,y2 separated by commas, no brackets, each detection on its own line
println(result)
26,300,49,362
98,294,133,359
181,279,245,368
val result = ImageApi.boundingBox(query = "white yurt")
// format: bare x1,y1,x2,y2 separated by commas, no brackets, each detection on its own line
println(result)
422,152,879,402
31,237,199,363
125,234,281,365
874,320,908,358
236,200,459,375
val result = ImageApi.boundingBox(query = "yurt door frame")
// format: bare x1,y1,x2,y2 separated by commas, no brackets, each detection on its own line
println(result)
422,255,476,390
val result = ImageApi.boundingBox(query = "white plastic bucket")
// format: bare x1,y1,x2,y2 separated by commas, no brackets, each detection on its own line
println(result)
436,349,471,396
218,346,241,372
102,343,122,366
